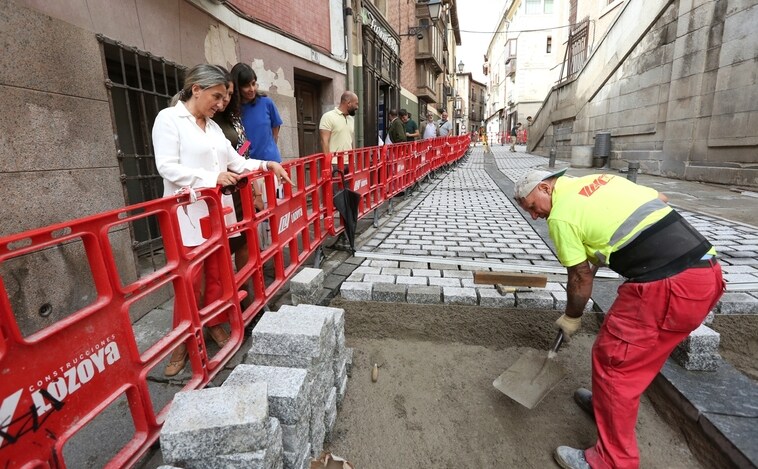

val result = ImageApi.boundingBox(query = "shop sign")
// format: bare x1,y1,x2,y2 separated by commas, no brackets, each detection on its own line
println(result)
361,8,399,55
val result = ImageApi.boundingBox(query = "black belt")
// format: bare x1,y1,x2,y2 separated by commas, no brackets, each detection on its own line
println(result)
691,258,718,269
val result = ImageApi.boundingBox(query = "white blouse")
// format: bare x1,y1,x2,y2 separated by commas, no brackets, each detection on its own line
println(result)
152,101,269,246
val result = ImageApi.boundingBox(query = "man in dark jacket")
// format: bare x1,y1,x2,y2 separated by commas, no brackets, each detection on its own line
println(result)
387,109,406,144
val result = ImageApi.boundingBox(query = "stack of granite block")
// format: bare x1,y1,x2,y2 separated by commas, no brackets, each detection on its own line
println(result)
246,304,351,461
159,383,283,469
278,305,352,408
672,323,722,371
224,365,312,469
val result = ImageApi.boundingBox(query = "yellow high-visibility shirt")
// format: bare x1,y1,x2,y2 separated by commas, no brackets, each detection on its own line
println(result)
547,174,672,267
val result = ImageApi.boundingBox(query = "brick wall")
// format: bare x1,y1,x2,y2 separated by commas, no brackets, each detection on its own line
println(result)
229,0,331,51
395,0,418,96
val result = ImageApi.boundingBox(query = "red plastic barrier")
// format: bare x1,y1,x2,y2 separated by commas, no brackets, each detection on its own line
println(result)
345,146,385,220
0,136,468,468
0,189,242,468
384,141,414,198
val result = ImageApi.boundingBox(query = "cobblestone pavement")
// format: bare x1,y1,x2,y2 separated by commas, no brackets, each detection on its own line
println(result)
339,144,758,315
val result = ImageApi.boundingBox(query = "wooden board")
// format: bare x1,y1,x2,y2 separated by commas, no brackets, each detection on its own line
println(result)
473,271,548,288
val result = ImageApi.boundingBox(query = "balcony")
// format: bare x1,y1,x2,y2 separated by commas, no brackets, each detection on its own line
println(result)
505,58,516,77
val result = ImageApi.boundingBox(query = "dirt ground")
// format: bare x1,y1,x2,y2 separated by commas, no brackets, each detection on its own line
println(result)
325,299,706,468
711,315,758,381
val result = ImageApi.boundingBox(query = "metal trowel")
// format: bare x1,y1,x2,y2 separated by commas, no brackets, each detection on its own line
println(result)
493,330,566,409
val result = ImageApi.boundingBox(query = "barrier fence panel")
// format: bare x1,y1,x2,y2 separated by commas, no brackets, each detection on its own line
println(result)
0,136,468,468
0,190,241,468
384,141,414,199
346,146,385,219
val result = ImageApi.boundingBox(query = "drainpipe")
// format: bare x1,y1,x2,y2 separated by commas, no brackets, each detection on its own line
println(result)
345,1,354,91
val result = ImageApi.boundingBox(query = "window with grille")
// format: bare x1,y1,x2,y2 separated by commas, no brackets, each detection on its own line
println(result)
98,36,184,262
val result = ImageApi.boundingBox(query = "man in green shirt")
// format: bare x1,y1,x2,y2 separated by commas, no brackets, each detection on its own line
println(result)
399,109,419,141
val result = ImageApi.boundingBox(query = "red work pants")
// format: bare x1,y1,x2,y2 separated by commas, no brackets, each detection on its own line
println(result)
585,262,724,469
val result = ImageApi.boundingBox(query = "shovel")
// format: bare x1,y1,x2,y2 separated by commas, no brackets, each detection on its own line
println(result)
493,330,566,409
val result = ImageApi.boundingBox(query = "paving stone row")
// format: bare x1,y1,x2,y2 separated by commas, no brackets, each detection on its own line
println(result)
340,145,758,315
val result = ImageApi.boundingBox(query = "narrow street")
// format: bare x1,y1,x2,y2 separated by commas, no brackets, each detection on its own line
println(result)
129,143,758,468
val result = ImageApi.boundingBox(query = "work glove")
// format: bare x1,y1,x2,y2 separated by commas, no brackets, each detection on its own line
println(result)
555,314,582,339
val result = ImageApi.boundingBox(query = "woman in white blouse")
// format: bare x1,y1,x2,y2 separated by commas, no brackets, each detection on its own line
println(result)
152,64,291,376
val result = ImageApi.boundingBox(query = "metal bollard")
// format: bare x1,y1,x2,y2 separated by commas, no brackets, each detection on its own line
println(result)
549,148,556,168
627,161,640,183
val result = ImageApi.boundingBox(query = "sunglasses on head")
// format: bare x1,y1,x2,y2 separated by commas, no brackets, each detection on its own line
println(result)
221,178,248,195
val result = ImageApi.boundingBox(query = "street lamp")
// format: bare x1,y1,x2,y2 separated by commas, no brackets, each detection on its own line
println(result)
401,0,443,39
458,60,464,73
427,0,442,21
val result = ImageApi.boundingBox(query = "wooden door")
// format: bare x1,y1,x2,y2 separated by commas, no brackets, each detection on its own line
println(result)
295,79,320,157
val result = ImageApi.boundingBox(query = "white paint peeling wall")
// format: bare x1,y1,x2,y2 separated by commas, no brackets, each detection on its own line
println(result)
251,59,294,98
204,23,239,69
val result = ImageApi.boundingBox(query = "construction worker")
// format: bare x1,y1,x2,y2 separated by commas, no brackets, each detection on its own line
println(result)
514,169,725,469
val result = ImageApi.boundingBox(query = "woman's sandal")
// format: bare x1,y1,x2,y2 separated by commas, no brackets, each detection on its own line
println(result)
164,347,188,377
208,325,230,348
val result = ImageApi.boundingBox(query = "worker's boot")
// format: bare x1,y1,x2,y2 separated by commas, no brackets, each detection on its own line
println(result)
554,446,590,469
573,387,594,418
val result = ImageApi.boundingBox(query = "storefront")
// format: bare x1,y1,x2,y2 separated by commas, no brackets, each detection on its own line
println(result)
360,3,401,146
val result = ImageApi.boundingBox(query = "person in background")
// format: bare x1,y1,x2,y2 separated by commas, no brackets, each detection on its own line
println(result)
420,112,438,140
319,90,359,172
509,122,521,152
386,109,406,144
152,64,291,377
233,63,283,164
400,109,419,141
438,111,453,137
513,169,724,469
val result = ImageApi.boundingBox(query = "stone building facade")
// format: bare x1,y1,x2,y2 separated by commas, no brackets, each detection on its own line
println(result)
529,0,757,186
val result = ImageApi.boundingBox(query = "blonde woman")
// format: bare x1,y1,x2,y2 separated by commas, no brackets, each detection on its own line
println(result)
152,64,291,376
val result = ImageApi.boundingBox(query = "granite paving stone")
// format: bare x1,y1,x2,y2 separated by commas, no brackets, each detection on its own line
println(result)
396,275,428,285
381,267,412,276
353,266,381,275
516,291,555,309
223,365,309,425
363,274,396,284
345,272,363,282
249,312,329,361
442,270,474,279
160,384,269,464
718,292,758,314
443,287,478,305
429,277,462,287
412,269,442,277
339,282,372,301
372,283,407,302
478,288,516,308
407,286,442,304
183,418,282,469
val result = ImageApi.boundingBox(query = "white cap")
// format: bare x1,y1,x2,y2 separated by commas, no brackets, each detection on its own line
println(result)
513,168,567,199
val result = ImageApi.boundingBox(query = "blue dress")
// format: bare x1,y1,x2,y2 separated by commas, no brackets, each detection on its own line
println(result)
240,95,283,162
